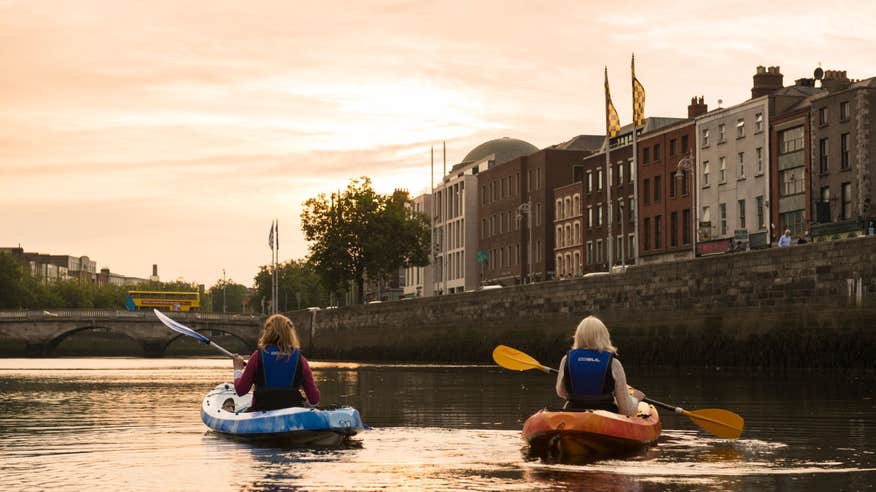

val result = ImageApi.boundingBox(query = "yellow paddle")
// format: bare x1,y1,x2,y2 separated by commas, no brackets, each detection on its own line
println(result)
492,344,745,439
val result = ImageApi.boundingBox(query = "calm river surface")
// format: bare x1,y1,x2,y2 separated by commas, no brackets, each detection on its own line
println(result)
0,358,873,491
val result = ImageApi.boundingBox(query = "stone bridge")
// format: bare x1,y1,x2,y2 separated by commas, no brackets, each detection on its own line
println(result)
0,310,262,357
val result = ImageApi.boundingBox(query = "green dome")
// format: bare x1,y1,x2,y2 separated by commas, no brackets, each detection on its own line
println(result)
462,137,538,164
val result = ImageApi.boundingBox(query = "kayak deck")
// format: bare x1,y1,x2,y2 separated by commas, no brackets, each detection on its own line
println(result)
201,383,366,446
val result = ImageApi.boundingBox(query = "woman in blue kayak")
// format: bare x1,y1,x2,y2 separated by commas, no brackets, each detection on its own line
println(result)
555,315,644,416
232,314,320,411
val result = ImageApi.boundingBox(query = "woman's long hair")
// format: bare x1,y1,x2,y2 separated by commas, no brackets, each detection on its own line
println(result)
258,314,301,358
572,315,618,354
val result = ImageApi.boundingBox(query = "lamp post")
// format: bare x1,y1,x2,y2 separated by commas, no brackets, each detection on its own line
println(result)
222,269,227,313
676,150,696,257
517,200,533,283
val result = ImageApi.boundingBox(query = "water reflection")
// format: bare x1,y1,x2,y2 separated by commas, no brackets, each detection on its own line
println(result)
0,359,873,491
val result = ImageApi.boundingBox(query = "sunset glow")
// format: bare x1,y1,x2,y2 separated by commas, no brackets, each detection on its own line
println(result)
2,0,875,285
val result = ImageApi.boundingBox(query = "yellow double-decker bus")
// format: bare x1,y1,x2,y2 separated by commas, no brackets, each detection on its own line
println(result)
126,291,200,312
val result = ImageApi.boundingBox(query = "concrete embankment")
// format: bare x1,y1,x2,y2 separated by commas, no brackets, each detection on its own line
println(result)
288,237,876,368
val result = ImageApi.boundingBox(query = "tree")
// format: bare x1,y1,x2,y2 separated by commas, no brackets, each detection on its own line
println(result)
251,259,329,312
0,253,33,309
300,177,430,303
207,279,249,313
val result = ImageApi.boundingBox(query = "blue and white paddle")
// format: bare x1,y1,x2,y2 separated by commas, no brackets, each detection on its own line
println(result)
153,309,235,358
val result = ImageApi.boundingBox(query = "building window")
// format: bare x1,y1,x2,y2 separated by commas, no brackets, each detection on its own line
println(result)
597,169,603,191
671,211,678,247
702,205,711,223
565,224,571,246
755,113,763,133
536,202,542,226
586,241,593,264
780,210,805,237
819,138,829,174
654,215,662,249
597,204,603,226
682,209,691,245
556,225,563,247
587,207,593,228
670,139,677,156
628,159,634,183
587,172,593,193
718,124,726,143
737,152,745,178
654,143,661,160
644,178,650,204
628,234,636,259
818,107,829,126
840,101,850,121
596,239,603,264
573,194,580,215
781,168,805,196
756,147,763,174
556,254,563,275
702,128,710,147
756,196,765,229
574,221,580,244
681,170,689,195
643,147,650,163
781,127,804,154
573,251,581,274
669,172,677,198
616,235,623,262
738,199,746,229
681,134,689,153
654,175,661,203
617,162,624,185
702,161,710,186
841,133,850,170
643,217,651,251
841,182,852,219
719,203,727,235
736,118,745,138
719,157,726,183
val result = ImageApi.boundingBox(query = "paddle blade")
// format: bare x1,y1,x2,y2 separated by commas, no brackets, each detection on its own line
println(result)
685,408,745,439
154,309,210,344
492,345,550,373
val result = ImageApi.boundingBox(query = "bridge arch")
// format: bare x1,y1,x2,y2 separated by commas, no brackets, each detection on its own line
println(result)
43,325,143,356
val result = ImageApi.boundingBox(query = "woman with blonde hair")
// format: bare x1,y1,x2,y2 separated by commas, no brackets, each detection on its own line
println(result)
232,314,320,411
555,315,644,416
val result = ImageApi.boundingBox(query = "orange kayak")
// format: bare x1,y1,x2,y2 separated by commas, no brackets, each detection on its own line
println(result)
522,403,661,459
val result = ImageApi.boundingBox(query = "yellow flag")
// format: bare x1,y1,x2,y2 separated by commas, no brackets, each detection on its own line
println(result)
632,54,646,127
605,67,621,138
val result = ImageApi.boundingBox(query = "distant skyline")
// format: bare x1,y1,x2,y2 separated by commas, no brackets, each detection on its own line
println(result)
3,0,875,286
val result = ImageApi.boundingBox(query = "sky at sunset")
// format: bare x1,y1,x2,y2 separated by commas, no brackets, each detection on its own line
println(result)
2,0,875,287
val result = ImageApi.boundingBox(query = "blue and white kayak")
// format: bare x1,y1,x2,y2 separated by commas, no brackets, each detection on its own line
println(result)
201,383,366,446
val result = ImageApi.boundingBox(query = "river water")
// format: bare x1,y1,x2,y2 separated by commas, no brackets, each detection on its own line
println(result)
0,358,873,491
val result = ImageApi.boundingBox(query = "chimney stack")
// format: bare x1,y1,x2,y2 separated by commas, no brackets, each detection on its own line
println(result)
152,264,158,276
688,96,708,118
751,65,784,98
821,70,851,92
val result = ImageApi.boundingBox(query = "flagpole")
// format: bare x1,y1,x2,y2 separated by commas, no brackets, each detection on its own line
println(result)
606,137,614,271
631,53,639,266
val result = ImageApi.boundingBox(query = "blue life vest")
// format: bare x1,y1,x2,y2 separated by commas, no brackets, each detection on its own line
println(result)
564,349,616,410
252,346,304,411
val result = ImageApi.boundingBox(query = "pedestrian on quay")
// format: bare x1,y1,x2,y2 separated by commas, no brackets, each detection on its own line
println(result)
778,229,793,248
555,315,644,416
232,314,320,411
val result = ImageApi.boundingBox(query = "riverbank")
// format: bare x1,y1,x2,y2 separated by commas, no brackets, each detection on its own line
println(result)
289,236,876,369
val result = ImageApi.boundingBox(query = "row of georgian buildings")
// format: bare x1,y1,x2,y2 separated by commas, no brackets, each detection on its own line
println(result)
401,65,876,298
0,246,156,286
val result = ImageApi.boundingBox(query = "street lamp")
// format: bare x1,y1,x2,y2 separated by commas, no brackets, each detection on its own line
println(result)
222,269,227,314
676,150,696,256
517,200,533,284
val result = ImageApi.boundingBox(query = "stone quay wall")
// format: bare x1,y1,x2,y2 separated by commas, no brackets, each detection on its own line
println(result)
289,236,876,368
